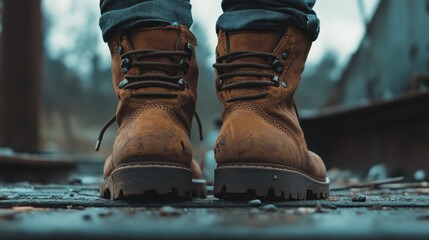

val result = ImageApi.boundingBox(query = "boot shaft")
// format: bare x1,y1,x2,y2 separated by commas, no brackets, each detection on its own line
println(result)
108,25,198,101
107,25,198,133
215,26,312,107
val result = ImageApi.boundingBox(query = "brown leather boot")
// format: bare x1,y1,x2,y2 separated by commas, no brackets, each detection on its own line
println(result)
97,25,205,200
213,26,329,200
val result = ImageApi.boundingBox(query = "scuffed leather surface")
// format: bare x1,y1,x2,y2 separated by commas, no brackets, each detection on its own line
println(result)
103,26,198,177
214,27,327,180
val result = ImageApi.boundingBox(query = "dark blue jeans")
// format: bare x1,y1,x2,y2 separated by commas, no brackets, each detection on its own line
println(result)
99,0,319,42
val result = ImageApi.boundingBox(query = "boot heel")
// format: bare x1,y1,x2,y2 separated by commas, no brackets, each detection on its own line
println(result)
99,164,192,200
213,165,329,200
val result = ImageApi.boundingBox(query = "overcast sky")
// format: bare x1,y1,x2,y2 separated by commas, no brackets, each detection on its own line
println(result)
44,0,380,76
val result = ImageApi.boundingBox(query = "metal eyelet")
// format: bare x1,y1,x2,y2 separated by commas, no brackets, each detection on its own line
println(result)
282,51,289,60
178,78,187,90
121,58,130,74
118,78,129,89
272,58,284,74
180,59,189,74
281,82,287,88
218,79,224,91
121,58,130,68
272,76,280,87
117,45,124,55
185,42,193,60
179,58,187,66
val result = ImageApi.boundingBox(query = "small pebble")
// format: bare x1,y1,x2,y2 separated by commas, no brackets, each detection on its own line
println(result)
295,207,316,214
261,204,277,212
352,195,366,202
414,169,426,181
82,214,92,221
248,199,262,207
68,178,82,185
249,208,260,214
159,206,180,216
98,212,113,218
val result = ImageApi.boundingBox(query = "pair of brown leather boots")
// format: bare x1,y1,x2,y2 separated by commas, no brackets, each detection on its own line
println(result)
97,24,329,201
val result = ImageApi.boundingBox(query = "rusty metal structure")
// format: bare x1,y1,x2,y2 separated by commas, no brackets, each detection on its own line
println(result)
301,0,429,176
332,0,429,107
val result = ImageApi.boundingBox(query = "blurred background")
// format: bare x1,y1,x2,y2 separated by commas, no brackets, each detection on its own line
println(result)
0,0,428,178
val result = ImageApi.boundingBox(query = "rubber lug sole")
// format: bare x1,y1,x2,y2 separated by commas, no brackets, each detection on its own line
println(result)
99,164,193,201
214,165,329,201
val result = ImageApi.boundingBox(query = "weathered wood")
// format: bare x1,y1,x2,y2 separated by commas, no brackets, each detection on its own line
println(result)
302,92,429,175
0,0,42,152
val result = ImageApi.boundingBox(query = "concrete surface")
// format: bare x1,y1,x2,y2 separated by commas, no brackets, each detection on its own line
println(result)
1,181,429,240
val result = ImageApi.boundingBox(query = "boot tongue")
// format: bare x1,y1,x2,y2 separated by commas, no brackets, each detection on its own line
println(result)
223,31,282,84
227,31,282,53
128,28,180,76
130,28,178,51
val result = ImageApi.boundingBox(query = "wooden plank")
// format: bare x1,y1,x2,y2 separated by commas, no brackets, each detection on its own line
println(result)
0,0,42,152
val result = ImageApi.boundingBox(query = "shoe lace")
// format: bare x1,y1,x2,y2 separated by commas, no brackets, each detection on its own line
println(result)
117,49,192,93
94,47,203,151
213,51,302,122
213,51,283,102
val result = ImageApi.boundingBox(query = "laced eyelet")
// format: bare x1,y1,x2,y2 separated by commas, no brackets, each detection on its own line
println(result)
218,79,224,91
117,45,124,55
272,76,280,87
179,59,189,74
118,78,129,89
271,58,284,74
185,42,193,60
177,78,187,90
121,58,131,74
282,51,289,60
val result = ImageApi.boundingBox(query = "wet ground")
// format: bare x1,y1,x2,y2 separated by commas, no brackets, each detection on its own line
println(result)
1,162,429,239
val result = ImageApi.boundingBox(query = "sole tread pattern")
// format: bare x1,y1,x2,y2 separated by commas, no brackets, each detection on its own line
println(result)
214,166,329,201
